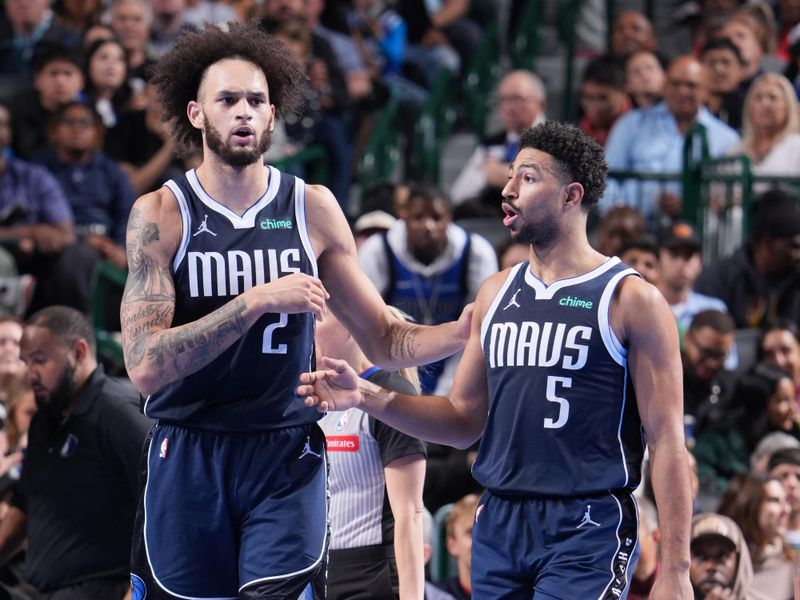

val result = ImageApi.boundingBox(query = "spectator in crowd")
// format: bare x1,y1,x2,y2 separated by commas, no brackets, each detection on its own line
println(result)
720,473,793,600
701,37,746,131
689,512,770,600
619,236,660,285
759,319,800,409
0,315,25,420
110,80,186,196
608,10,657,60
262,0,353,210
0,317,24,408
695,362,798,494
347,0,427,119
9,43,84,160
83,38,137,159
722,4,782,91
53,0,101,39
751,432,800,474
358,182,498,394
450,70,545,216
624,50,666,109
593,204,646,258
0,100,100,316
0,0,79,78
768,447,800,550
305,0,372,103
37,102,132,270
318,310,426,600
0,306,152,598
683,309,737,437
656,221,727,336
148,0,195,59
433,493,478,600
398,0,480,87
578,56,630,146
695,189,800,328
729,73,800,182
629,495,659,600
109,0,155,87
604,55,740,221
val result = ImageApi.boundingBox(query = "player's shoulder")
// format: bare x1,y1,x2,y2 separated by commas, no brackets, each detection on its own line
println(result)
475,266,521,310
127,187,182,250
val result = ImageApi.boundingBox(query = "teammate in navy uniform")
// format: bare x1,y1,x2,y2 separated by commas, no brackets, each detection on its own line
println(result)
120,22,470,600
299,121,693,599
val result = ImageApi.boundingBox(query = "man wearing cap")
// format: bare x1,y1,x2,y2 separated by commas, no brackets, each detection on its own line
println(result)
690,513,770,599
657,221,728,337
695,190,800,328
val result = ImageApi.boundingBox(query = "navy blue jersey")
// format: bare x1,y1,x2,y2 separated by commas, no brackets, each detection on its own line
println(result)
474,257,645,496
143,167,319,431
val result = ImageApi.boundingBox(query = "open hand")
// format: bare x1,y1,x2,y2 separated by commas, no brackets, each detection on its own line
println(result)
298,356,361,412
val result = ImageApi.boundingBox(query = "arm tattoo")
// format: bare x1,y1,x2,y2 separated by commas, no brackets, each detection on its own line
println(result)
121,206,251,387
389,322,420,362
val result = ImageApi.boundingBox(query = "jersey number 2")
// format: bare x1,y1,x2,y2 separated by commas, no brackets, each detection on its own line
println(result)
544,376,571,429
262,313,288,354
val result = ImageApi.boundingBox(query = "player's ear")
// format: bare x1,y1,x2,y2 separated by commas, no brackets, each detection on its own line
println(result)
268,104,276,132
564,182,584,208
187,100,204,130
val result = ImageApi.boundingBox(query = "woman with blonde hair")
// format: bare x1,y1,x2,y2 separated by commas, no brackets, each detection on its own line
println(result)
317,306,427,600
735,72,800,174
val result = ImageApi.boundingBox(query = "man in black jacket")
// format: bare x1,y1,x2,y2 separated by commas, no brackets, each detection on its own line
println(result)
695,190,800,328
0,306,152,599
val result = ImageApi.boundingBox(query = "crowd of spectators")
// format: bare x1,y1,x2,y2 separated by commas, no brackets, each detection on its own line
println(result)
0,0,799,598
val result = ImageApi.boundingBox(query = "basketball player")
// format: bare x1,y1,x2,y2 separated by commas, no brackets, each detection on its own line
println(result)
119,22,470,600
299,121,693,599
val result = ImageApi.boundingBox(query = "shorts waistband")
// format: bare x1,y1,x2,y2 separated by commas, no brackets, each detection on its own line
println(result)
329,544,395,563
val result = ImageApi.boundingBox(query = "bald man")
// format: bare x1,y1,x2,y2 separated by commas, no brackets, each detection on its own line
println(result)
603,55,740,220
450,70,546,216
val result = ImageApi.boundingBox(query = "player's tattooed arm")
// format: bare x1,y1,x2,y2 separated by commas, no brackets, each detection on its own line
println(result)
388,321,421,362
120,197,256,395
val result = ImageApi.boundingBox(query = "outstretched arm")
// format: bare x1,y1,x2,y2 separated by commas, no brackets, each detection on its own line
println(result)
298,271,506,447
308,184,471,369
121,190,328,395
615,277,692,600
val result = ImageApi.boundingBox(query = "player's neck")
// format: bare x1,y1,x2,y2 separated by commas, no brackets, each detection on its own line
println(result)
526,231,605,286
195,159,269,216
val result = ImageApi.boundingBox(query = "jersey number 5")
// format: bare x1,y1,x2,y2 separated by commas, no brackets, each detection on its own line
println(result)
544,376,571,429
262,313,288,354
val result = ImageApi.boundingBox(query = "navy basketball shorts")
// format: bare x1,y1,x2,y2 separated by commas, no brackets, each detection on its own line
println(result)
130,422,329,599
471,490,639,600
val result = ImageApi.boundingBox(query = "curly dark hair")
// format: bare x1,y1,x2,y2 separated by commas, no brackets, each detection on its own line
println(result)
150,20,307,153
518,121,608,207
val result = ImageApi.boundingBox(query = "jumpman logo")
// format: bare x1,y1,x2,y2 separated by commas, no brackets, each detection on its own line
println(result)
576,504,601,528
193,214,217,237
298,436,321,460
503,289,522,310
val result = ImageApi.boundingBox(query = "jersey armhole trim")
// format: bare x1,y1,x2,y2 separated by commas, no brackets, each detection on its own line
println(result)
598,268,640,366
164,180,191,273
294,178,318,278
480,263,525,348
